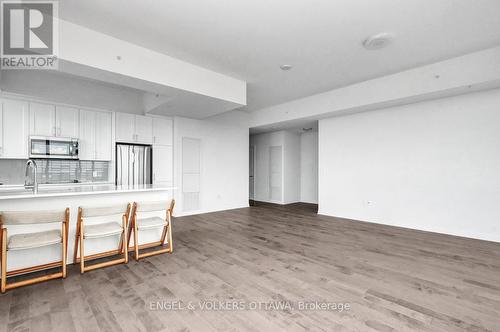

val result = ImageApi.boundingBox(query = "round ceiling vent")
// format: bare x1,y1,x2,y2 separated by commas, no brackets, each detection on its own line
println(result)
363,33,394,50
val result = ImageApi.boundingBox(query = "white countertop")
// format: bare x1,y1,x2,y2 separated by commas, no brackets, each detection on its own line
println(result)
0,183,176,200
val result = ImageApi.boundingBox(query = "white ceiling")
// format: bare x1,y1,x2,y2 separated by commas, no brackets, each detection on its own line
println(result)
60,0,500,112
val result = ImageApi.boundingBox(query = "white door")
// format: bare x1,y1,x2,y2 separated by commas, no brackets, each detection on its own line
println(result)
115,112,136,143
135,115,153,144
153,145,173,184
56,106,79,138
94,111,112,161
1,100,29,159
152,117,173,145
269,146,283,202
78,110,96,160
182,137,201,211
30,102,56,136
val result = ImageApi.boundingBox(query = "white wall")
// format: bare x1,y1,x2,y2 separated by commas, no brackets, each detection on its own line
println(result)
174,111,249,215
300,131,318,204
319,88,500,242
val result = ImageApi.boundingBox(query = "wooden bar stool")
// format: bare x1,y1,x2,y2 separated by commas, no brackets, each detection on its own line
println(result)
74,204,130,273
128,200,175,260
0,209,69,293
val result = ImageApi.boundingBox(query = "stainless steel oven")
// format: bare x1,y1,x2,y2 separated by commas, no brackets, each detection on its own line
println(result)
29,136,79,159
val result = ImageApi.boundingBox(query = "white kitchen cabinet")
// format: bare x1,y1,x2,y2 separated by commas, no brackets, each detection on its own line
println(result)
56,106,79,138
78,110,95,160
135,115,153,144
94,111,112,160
115,112,136,143
115,113,154,144
30,102,79,138
152,117,173,145
153,145,173,184
79,109,112,161
30,102,56,136
0,99,29,159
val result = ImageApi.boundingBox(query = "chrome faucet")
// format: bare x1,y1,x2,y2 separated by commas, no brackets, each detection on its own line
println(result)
25,159,38,194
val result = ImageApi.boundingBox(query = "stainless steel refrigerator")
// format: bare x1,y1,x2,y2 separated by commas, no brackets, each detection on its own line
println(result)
116,144,152,186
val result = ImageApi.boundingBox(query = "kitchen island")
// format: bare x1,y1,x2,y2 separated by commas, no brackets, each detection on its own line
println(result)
0,183,175,271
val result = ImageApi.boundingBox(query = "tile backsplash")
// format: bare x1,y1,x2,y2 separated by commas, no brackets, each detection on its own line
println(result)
0,159,110,185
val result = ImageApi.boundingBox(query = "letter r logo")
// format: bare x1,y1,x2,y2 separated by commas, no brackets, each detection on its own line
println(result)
2,1,53,55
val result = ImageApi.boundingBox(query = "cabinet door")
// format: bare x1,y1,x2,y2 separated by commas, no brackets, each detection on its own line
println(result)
115,112,136,143
153,145,173,184
56,106,79,138
135,115,153,144
1,100,29,159
152,117,173,145
94,111,112,161
78,110,95,160
30,102,56,136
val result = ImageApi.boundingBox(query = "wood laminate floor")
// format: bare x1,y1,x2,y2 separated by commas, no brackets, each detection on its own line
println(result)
1,203,500,332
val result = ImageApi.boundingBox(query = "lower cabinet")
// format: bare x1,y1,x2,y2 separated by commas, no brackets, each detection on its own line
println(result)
79,109,112,161
153,145,173,185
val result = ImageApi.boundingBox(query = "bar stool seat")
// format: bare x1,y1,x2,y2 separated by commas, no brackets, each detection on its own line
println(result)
8,230,61,250
84,222,123,239
137,217,167,230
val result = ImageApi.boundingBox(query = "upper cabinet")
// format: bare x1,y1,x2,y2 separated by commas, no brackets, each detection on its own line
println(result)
29,102,56,136
115,113,153,144
0,99,29,159
152,117,173,146
94,111,112,161
135,115,153,144
115,112,135,143
79,109,112,161
56,106,79,138
30,102,79,138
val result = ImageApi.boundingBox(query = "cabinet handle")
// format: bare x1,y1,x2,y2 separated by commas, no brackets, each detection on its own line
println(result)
153,136,156,144
57,128,61,136
53,126,56,136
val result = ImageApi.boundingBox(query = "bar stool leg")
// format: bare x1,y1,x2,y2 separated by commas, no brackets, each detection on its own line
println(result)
62,222,67,278
80,221,85,274
1,228,7,293
122,215,128,264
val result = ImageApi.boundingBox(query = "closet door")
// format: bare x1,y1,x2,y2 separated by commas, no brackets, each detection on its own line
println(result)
182,137,201,212
269,146,283,203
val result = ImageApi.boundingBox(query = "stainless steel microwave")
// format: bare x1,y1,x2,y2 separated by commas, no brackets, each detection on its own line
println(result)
29,136,79,159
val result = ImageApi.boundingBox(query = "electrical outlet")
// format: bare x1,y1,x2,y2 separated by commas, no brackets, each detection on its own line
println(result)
366,200,373,206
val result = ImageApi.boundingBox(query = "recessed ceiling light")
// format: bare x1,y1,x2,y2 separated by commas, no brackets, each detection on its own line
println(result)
363,33,394,50
280,64,293,71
